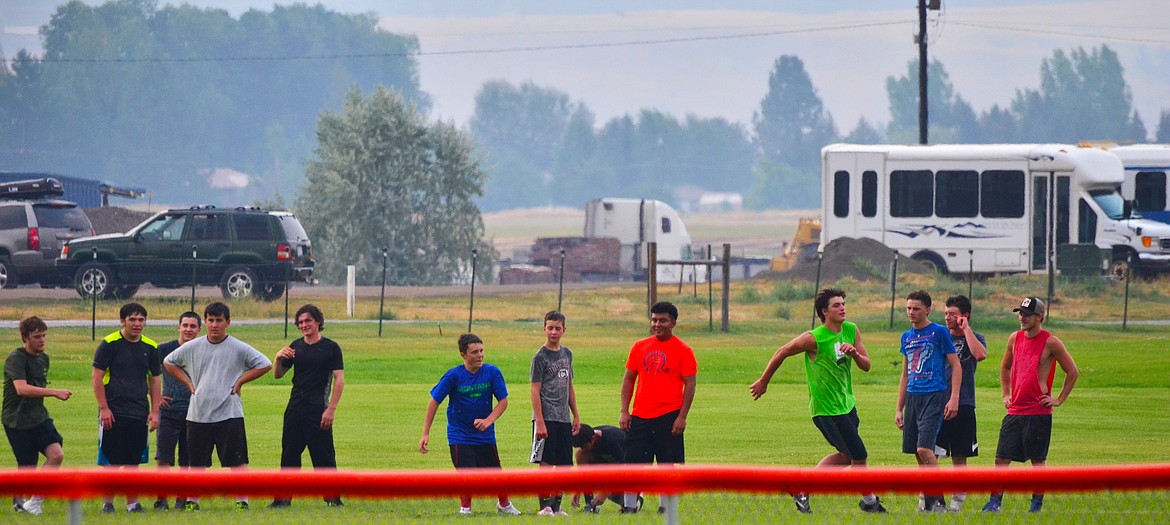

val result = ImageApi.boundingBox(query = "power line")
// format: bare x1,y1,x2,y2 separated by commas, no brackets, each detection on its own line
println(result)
949,21,1170,46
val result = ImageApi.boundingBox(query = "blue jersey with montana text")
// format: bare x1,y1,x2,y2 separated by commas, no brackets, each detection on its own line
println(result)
900,322,956,394
430,363,509,445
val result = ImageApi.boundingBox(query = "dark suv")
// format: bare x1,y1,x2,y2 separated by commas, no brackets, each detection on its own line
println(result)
0,178,95,288
58,206,314,301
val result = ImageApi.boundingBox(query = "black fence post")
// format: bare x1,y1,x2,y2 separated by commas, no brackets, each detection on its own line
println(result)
91,247,98,341
811,250,823,330
557,249,565,313
889,251,899,330
379,247,388,337
190,245,197,313
283,260,290,340
1123,266,1131,331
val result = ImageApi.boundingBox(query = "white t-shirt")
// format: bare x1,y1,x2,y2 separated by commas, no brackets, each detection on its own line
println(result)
164,335,271,423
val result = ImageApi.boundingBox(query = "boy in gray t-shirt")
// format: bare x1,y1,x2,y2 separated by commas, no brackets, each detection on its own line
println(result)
529,311,579,515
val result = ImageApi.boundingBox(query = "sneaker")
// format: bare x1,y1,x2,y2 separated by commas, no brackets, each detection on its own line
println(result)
127,503,145,513
928,497,948,512
496,502,521,515
619,506,638,514
917,494,926,512
14,496,25,513
268,499,292,508
175,498,187,509
980,498,1002,513
538,506,555,516
949,494,967,512
325,498,344,508
20,497,43,516
153,498,169,511
459,506,473,515
582,504,599,513
100,503,116,514
858,497,887,513
1028,497,1044,513
235,501,250,511
183,501,200,512
555,509,569,516
792,494,812,514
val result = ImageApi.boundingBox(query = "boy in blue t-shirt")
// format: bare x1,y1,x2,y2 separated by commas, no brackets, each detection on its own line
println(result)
419,333,522,516
895,290,960,512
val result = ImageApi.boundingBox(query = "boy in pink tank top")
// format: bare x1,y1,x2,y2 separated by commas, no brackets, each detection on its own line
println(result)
982,297,1079,514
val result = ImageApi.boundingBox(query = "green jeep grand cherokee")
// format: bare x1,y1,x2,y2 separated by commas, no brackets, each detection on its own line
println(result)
57,206,314,301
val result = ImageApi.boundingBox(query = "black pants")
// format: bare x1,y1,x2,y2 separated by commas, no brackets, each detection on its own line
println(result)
280,407,336,468
624,410,685,465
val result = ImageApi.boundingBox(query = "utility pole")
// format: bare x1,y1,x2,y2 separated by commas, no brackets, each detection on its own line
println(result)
918,0,941,145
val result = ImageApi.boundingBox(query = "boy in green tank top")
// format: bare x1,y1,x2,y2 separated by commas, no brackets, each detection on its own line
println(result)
749,288,886,514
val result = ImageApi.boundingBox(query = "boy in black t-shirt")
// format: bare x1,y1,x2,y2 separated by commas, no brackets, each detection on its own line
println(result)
268,304,345,508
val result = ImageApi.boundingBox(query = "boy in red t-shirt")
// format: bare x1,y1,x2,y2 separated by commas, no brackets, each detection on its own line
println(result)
619,302,697,514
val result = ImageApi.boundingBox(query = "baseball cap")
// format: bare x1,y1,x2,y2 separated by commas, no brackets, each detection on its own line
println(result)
1013,297,1046,316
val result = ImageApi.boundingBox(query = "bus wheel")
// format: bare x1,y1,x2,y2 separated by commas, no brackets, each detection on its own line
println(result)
911,251,949,274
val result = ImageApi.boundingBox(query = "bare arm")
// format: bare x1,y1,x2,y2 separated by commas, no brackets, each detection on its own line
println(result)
1000,334,1016,408
320,370,344,430
12,379,71,401
944,353,961,420
148,374,162,431
531,381,547,439
163,362,195,394
672,374,697,436
959,318,988,361
474,396,508,431
749,331,815,399
895,356,908,429
848,327,872,372
231,364,273,395
272,346,294,379
419,398,440,454
1041,336,1079,408
92,367,114,429
619,369,637,432
569,379,580,434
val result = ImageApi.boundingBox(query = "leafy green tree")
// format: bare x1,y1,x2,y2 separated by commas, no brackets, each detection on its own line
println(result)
1011,45,1145,143
746,158,817,210
1157,110,1170,143
886,58,979,143
298,87,494,286
843,117,883,144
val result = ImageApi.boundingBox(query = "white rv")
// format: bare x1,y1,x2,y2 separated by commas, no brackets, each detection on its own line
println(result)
584,198,704,283
1108,143,1170,225
821,143,1170,276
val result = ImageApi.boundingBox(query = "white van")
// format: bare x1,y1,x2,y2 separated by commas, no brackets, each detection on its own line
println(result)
1108,143,1170,225
584,198,704,283
821,143,1170,276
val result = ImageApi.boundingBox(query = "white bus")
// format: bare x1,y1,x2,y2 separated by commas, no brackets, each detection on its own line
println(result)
821,143,1170,276
1108,143,1170,225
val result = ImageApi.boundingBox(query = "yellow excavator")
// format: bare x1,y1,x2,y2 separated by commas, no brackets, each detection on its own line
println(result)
770,217,821,272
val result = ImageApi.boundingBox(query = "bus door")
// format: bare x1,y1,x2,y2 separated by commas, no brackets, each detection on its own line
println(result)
1030,172,1071,273
825,152,885,244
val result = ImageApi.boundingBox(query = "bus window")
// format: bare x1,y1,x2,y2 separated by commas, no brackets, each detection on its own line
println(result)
980,170,1025,218
1078,198,1097,243
890,170,933,217
1135,171,1167,212
862,170,877,218
935,170,979,218
833,170,850,218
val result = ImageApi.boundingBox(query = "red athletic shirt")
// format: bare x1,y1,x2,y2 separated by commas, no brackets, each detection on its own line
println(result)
1007,329,1057,416
625,335,697,419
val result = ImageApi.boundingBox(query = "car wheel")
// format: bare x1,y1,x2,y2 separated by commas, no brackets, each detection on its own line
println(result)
75,262,116,299
220,266,258,300
112,284,140,300
0,256,16,289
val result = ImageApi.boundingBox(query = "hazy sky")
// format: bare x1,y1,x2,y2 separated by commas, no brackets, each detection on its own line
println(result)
4,0,1168,136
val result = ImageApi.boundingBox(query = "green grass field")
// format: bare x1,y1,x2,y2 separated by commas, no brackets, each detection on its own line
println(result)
2,283,1170,523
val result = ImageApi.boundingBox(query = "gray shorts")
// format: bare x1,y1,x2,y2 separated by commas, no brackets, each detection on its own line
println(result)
902,391,946,454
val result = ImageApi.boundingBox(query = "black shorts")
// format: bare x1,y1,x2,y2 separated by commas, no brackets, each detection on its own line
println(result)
902,391,946,454
936,405,978,458
4,420,64,467
188,418,249,468
100,417,149,465
812,408,868,461
531,420,573,466
449,443,502,469
155,413,189,466
995,414,1052,463
624,410,684,465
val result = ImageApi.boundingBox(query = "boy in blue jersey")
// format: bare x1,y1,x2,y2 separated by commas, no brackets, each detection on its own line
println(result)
419,333,522,516
895,290,961,512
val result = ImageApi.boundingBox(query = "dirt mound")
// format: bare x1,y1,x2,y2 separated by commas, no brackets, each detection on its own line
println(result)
84,207,155,235
761,237,929,283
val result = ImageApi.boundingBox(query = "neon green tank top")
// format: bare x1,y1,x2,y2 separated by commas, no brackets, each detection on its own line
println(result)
805,322,857,417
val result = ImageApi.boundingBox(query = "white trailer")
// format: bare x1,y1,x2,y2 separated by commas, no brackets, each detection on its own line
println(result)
584,198,704,283
1108,143,1170,225
821,143,1170,276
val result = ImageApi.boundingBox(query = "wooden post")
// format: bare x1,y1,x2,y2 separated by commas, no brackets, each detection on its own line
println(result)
721,243,731,332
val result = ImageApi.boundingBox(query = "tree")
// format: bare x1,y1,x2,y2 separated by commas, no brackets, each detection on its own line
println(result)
843,117,884,144
297,86,494,286
1157,110,1170,143
1011,45,1145,143
886,58,979,143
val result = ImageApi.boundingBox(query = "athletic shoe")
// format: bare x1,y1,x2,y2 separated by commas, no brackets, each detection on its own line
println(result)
538,506,555,516
582,504,599,513
20,497,43,516
980,499,1002,513
927,497,948,513
555,509,569,516
175,498,187,509
1028,497,1044,513
153,498,169,511
917,494,926,512
459,506,473,515
858,497,887,513
128,503,145,513
183,501,200,512
14,496,25,513
234,501,250,511
268,499,292,508
949,494,967,512
100,503,116,514
496,502,521,515
325,498,344,508
792,494,812,514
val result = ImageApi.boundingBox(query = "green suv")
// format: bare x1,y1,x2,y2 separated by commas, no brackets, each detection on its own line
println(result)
57,206,314,301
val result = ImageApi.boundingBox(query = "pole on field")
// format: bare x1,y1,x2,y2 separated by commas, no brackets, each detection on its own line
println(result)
811,247,824,330
1123,266,1131,330
69,499,80,525
557,249,565,313
721,243,731,333
889,250,899,330
468,249,477,333
708,244,713,333
91,247,98,341
379,247,388,337
968,249,974,301
346,265,356,318
190,244,197,313
283,260,291,340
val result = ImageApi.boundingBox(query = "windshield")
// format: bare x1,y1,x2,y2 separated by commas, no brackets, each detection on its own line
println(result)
276,214,310,244
33,203,92,230
1090,190,1141,220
